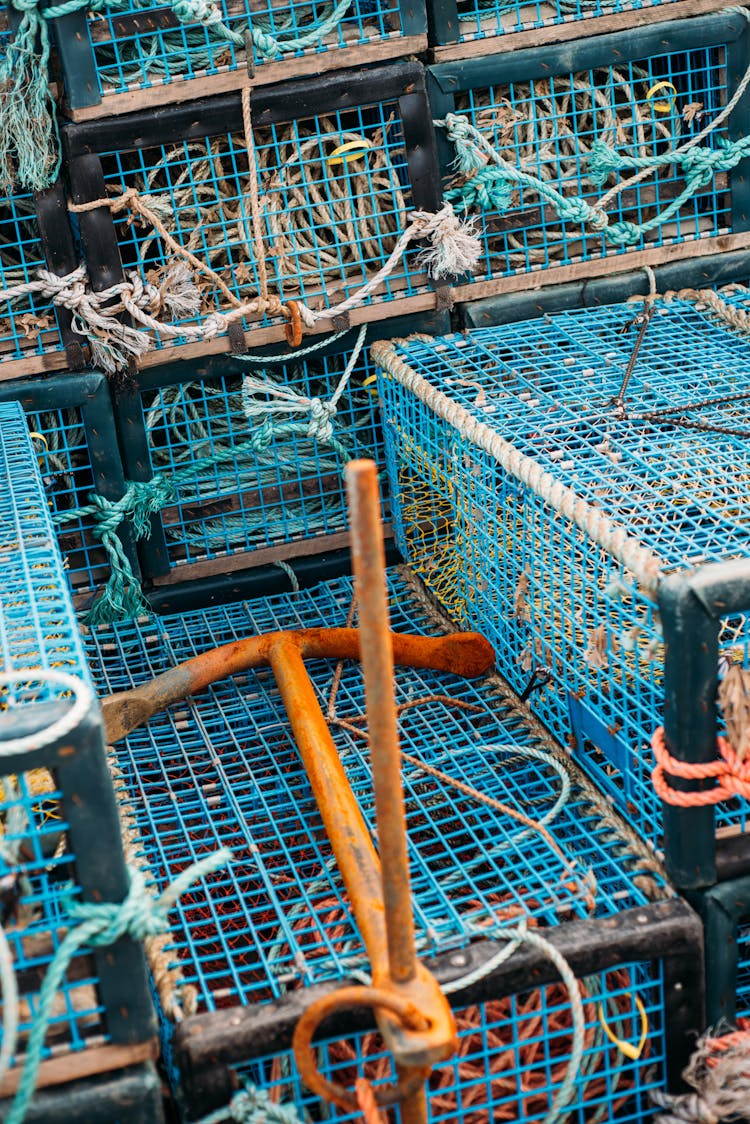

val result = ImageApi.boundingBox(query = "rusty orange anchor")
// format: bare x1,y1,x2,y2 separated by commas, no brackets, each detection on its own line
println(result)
102,460,495,1118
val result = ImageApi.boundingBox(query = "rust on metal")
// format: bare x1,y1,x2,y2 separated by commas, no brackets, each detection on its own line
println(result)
100,474,493,1104
102,628,494,744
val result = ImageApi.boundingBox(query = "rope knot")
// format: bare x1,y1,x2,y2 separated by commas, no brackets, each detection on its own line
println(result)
411,201,481,280
651,726,750,805
586,139,623,186
306,397,336,442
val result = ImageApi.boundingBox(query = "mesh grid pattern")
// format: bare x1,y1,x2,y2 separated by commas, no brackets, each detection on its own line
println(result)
95,98,424,353
82,0,408,101
377,298,750,845
136,334,384,572
16,407,109,603
84,569,658,1015
0,191,64,363
0,402,105,1068
229,963,665,1123
737,916,750,1021
447,0,683,44
438,45,730,280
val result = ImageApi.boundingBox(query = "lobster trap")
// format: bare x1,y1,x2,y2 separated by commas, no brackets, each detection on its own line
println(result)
374,292,750,883
427,10,750,301
181,898,702,1120
61,63,445,372
53,0,428,120
428,0,725,61
114,313,448,604
0,183,86,381
0,402,157,1108
81,564,678,1115
0,373,140,618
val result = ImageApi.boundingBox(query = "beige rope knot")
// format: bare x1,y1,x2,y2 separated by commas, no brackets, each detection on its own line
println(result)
588,207,609,232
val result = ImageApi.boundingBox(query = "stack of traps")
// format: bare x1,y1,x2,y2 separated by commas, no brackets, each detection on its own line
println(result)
0,404,159,1118
83,568,700,1120
375,291,750,850
429,10,750,297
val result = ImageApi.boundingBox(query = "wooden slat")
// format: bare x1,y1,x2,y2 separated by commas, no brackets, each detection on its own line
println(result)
0,1039,159,1099
151,525,393,585
450,230,750,303
0,351,69,384
65,35,427,121
430,0,728,62
136,291,437,371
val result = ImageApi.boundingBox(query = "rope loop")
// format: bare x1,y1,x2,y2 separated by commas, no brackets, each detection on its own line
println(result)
651,726,750,805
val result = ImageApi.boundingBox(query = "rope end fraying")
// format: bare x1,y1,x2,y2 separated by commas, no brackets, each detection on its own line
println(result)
651,1019,750,1123
413,202,482,280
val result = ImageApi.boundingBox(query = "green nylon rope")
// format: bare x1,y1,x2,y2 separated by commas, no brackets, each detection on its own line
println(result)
1,0,352,191
438,112,750,247
53,415,350,626
7,848,232,1124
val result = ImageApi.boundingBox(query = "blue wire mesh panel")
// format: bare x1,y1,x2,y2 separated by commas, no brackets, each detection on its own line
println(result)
376,296,750,849
737,917,750,1020
430,0,695,51
0,374,141,618
58,0,426,116
427,11,750,297
84,568,665,1032
0,188,68,372
0,402,107,1075
64,64,440,366
228,961,665,1123
120,327,388,584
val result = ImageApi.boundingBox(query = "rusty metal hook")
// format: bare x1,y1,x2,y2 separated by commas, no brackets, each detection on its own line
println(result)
284,300,303,347
292,987,431,1111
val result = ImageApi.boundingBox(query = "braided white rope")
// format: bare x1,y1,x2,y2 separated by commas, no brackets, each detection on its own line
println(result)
0,671,94,755
372,340,662,598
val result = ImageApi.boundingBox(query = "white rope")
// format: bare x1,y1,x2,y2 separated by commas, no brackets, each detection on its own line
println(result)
240,323,367,442
372,339,663,598
0,671,93,755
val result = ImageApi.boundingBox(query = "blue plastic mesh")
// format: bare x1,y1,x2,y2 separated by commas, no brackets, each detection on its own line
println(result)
136,331,385,574
0,402,106,1069
445,0,683,44
229,961,665,1123
84,569,660,1016
95,98,425,355
737,917,750,1020
377,297,750,847
79,0,411,103
0,191,65,363
11,405,110,604
440,44,731,281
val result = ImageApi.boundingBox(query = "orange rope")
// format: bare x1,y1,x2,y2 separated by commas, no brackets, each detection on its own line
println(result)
355,1077,386,1124
704,1018,750,1059
651,727,750,805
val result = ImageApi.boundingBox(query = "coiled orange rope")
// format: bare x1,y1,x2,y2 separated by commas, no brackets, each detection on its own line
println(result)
651,727,750,805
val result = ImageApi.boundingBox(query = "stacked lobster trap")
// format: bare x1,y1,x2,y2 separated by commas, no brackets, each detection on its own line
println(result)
6,0,750,1118
0,403,162,1120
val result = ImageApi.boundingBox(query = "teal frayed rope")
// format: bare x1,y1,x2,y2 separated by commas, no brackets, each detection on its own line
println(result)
438,111,750,248
53,414,350,626
6,847,232,1124
1,0,352,191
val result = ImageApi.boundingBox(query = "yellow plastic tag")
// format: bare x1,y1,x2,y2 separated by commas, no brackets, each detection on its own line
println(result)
362,373,378,397
326,140,373,167
598,994,649,1060
646,81,678,114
